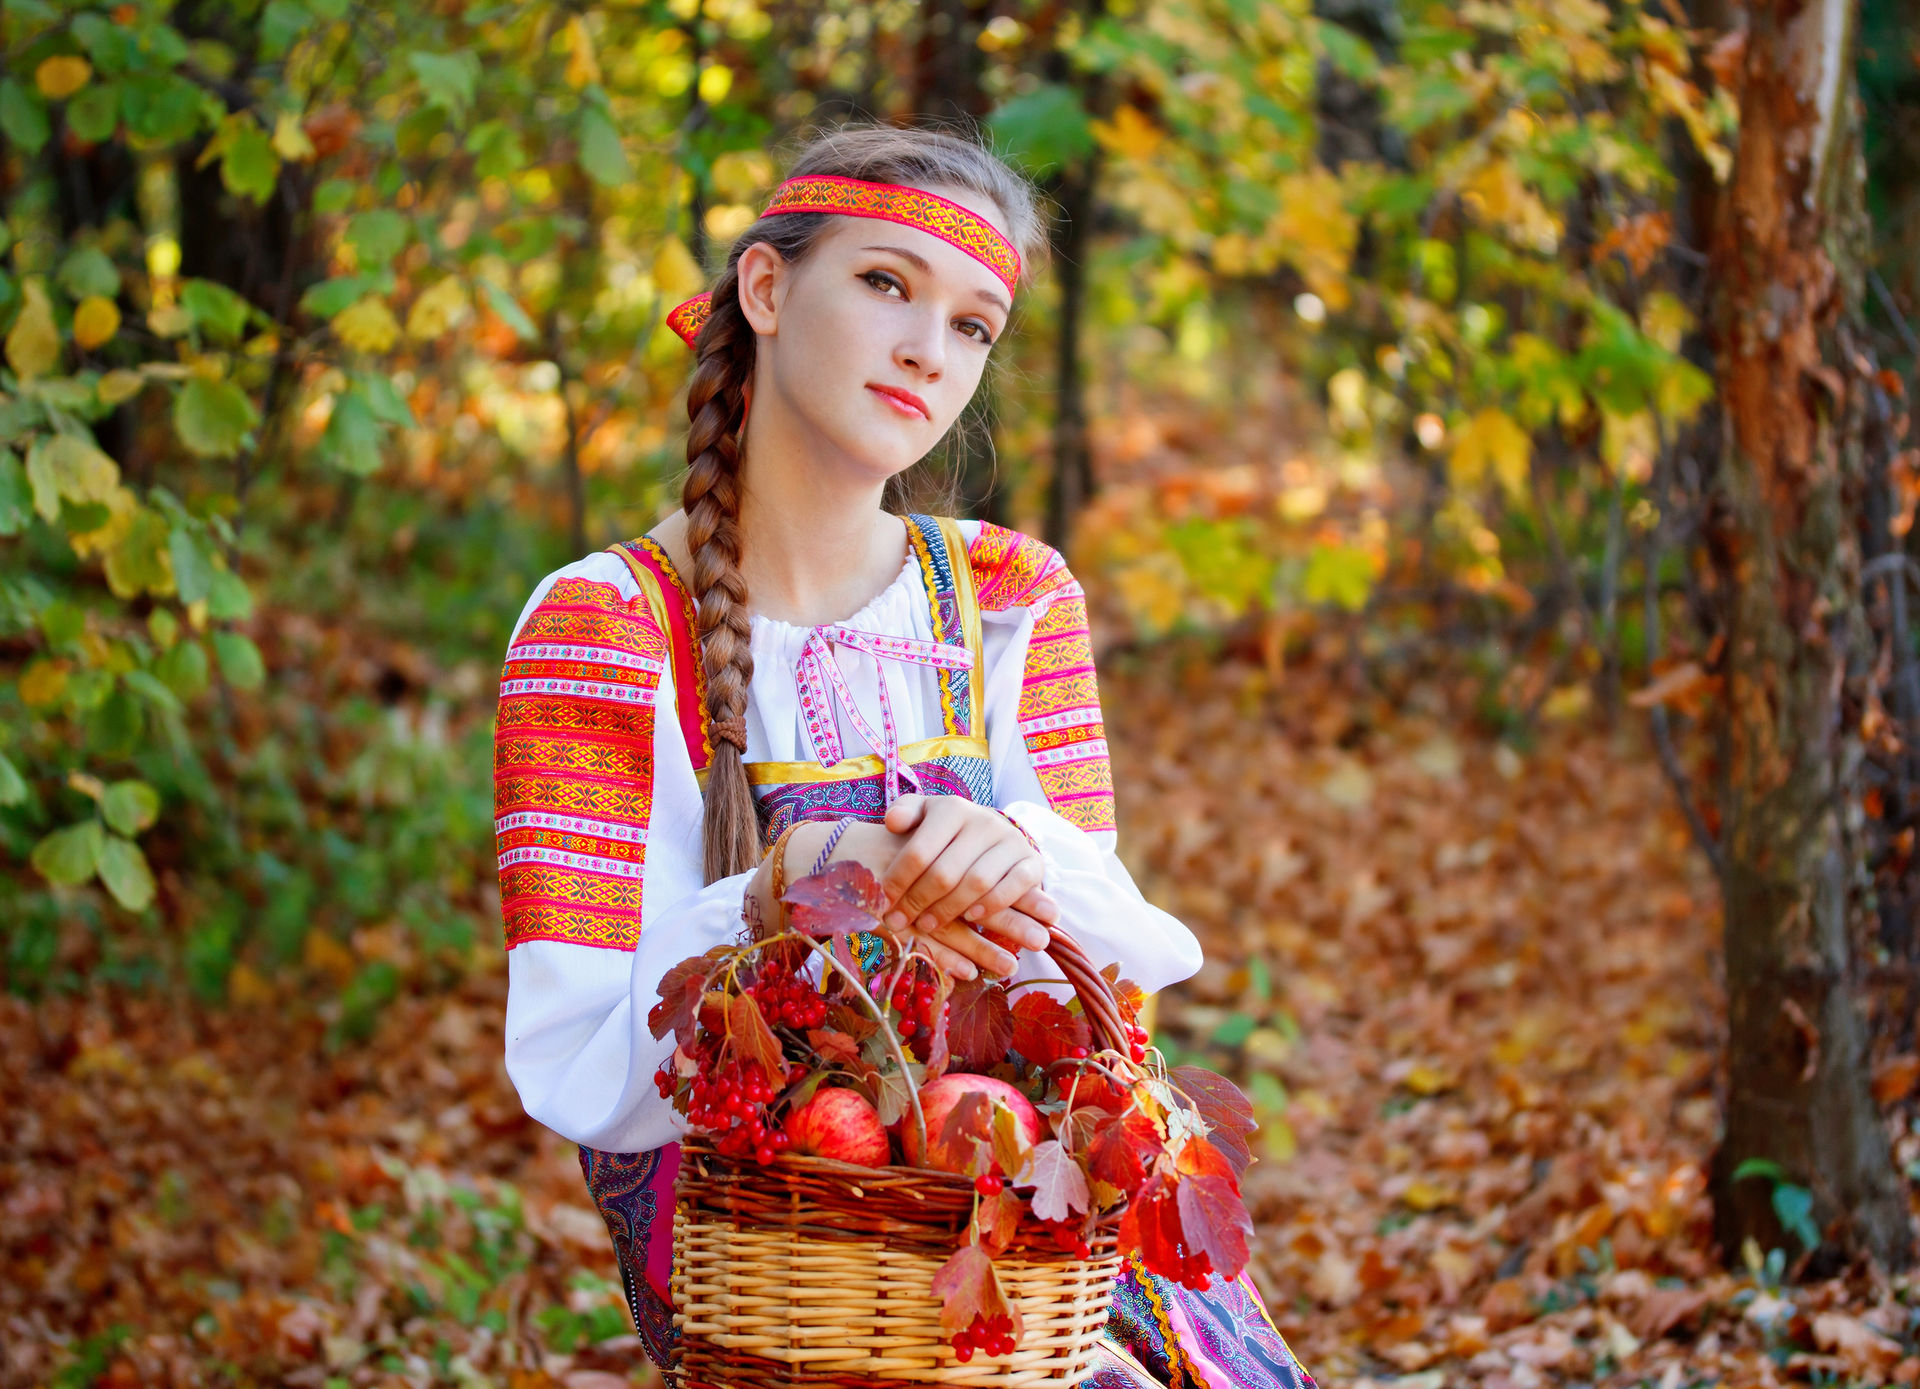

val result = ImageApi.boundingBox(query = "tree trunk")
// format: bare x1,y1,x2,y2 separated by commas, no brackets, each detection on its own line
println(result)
1705,0,1911,1272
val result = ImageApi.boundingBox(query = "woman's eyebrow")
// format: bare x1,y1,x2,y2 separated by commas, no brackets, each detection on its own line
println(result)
859,243,1011,315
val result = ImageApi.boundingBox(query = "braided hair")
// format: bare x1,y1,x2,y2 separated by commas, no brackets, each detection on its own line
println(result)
681,121,1050,883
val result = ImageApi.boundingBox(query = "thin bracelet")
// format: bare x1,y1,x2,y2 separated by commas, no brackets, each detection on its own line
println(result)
810,816,855,876
994,805,1041,856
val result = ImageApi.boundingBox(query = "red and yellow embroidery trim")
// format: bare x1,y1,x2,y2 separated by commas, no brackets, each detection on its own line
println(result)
667,173,1020,348
494,577,663,952
968,522,1117,836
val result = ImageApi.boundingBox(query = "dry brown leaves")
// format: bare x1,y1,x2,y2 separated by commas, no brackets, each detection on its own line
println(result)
14,643,1920,1387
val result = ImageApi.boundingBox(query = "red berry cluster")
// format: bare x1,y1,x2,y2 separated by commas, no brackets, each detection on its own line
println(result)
973,1170,1003,1196
1042,1219,1092,1260
1124,1021,1149,1063
951,1311,1017,1362
1171,1254,1214,1291
754,956,829,1030
880,964,947,1060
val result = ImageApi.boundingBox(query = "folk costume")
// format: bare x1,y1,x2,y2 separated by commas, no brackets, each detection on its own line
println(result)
492,174,1315,1389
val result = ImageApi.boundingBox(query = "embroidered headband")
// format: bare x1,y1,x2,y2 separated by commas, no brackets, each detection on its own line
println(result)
665,173,1019,350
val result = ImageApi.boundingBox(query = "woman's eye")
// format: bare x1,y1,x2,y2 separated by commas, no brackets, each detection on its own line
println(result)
862,270,902,296
864,270,993,346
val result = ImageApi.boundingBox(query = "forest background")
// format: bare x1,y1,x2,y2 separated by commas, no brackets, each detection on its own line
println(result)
7,0,1920,1386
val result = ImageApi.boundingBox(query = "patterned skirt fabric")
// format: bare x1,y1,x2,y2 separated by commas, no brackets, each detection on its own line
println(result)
580,1140,1317,1388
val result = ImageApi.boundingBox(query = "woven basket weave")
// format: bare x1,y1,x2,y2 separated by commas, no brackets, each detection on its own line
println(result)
666,926,1133,1388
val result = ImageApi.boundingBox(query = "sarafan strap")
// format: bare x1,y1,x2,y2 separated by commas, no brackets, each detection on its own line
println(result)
665,173,1019,350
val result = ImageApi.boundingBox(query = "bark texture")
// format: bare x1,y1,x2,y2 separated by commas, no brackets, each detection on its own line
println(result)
1705,0,1910,1271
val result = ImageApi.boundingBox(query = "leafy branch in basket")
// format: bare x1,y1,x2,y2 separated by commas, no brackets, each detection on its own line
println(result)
646,857,1259,1360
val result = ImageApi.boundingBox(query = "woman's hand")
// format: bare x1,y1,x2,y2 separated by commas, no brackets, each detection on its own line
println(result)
873,795,1058,972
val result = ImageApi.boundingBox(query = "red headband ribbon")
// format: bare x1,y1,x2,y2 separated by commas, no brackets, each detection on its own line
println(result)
665,173,1019,350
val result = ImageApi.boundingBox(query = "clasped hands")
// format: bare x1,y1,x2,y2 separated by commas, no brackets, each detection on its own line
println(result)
756,794,1058,981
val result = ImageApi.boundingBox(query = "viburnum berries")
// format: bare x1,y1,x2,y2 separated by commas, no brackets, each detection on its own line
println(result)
951,1311,1017,1362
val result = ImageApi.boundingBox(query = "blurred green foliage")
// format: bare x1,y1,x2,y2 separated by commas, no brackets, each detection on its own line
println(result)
1,0,1911,1004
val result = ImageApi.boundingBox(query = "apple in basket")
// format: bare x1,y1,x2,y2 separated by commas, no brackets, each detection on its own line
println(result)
785,1085,891,1166
897,1072,1042,1170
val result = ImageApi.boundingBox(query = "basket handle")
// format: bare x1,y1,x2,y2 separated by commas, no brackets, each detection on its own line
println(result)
1040,925,1133,1056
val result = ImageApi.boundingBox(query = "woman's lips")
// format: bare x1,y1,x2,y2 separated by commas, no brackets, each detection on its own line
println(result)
868,384,928,419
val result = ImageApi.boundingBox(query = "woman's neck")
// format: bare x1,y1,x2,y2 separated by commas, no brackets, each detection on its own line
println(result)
649,466,911,631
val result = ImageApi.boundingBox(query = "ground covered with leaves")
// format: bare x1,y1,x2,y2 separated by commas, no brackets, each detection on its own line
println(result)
9,652,1920,1389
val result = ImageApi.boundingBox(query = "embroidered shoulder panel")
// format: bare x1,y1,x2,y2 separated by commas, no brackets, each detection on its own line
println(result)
966,523,1116,836
495,576,663,952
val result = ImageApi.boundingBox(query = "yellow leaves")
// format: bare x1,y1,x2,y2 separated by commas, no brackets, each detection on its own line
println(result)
651,237,705,300
1459,159,1560,253
1449,407,1531,500
20,659,70,708
564,15,602,89
1646,60,1731,182
35,55,93,99
1269,171,1356,309
332,296,400,354
73,296,122,350
6,277,61,380
271,111,317,162
406,277,472,341
1398,1177,1455,1212
1090,105,1165,161
711,150,774,203
97,369,145,406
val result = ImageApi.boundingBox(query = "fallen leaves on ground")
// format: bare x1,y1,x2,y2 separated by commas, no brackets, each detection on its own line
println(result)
10,652,1920,1386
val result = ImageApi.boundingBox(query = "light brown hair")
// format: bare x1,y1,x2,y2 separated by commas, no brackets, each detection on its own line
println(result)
682,121,1050,883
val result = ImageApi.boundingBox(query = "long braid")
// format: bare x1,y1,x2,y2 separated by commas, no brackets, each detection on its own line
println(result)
682,269,764,883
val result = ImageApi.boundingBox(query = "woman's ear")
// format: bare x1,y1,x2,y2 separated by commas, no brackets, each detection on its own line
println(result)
736,240,785,337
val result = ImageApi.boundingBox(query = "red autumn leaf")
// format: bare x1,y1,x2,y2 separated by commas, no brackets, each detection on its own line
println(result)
1099,962,1146,1022
1011,990,1089,1067
726,992,784,1082
1088,1111,1163,1194
806,1027,862,1067
1013,1138,1090,1224
930,1242,1022,1340
933,1091,993,1174
1173,1133,1239,1183
1167,1065,1256,1176
646,947,728,1041
1174,1168,1253,1280
1117,1169,1210,1286
946,975,1013,1072
973,1185,1026,1256
782,859,885,937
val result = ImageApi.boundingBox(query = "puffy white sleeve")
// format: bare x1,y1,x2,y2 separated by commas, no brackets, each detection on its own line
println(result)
965,528,1204,999
495,554,752,1154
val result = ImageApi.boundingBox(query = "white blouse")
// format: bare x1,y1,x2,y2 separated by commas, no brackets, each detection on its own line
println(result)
498,517,1204,1153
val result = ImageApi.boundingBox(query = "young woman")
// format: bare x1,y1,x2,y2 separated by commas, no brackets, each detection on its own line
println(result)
493,123,1314,1389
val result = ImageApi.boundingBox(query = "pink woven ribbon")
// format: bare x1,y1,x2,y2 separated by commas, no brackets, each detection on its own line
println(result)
794,625,975,805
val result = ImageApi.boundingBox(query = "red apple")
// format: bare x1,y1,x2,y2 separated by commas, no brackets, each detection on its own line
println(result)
898,1072,1043,1171
784,1086,892,1166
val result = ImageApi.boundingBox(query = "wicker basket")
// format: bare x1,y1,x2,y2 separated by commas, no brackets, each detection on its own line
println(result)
667,926,1134,1388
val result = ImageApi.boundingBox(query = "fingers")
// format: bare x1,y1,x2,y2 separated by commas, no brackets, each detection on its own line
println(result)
960,856,1052,933
972,906,1055,952
878,798,975,929
906,837,1029,933
883,793,930,835
1010,884,1060,924
918,918,1020,978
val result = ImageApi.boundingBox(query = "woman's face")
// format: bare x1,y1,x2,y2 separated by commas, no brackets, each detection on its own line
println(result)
736,182,1015,485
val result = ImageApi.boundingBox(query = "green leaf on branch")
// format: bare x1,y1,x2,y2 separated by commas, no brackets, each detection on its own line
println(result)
181,280,253,342
987,84,1094,178
0,449,29,535
101,780,160,836
0,752,27,807
321,388,382,475
168,526,216,603
58,247,121,300
32,820,104,887
157,638,210,699
346,210,410,271
0,80,52,155
212,631,266,689
479,279,538,343
206,568,254,621
97,834,157,912
300,275,380,320
173,378,260,458
410,50,481,120
576,103,631,186
1300,542,1377,613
